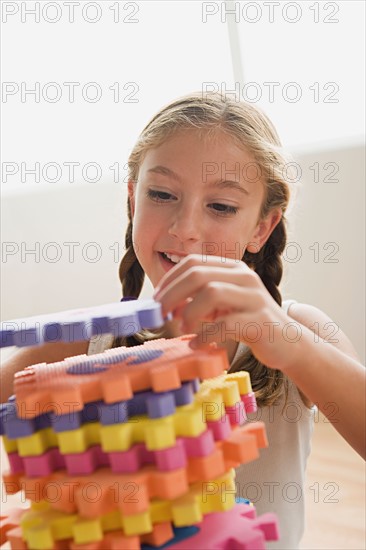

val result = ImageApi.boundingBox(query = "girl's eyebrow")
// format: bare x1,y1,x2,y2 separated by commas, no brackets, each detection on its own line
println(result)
212,180,250,196
147,165,249,195
147,165,182,182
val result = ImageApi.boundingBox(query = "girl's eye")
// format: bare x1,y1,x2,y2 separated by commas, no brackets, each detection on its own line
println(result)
209,203,239,216
146,190,238,216
146,189,176,202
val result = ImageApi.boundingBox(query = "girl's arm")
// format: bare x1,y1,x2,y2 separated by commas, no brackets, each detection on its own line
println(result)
154,254,366,460
276,304,365,459
0,340,89,403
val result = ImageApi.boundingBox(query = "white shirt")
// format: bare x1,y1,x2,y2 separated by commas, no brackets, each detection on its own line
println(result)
233,300,314,550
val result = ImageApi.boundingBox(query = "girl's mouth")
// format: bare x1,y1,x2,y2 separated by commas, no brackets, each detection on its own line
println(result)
159,251,177,263
158,251,180,271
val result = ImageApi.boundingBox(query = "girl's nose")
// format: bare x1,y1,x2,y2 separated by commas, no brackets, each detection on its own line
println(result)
167,204,201,243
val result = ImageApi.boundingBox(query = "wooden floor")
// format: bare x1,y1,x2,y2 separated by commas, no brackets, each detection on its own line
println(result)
300,415,365,550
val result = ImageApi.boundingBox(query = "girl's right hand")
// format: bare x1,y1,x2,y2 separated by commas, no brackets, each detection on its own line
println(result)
153,254,303,372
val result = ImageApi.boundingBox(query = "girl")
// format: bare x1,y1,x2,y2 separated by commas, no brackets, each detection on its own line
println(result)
1,92,364,549
109,91,364,549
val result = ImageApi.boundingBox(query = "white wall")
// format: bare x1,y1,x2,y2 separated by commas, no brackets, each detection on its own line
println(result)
284,141,365,362
1,140,364,362
1,1,364,363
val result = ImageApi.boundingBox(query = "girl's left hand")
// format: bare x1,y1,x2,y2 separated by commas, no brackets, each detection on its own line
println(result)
153,254,301,371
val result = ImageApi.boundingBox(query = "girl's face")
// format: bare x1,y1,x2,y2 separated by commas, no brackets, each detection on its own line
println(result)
128,129,281,288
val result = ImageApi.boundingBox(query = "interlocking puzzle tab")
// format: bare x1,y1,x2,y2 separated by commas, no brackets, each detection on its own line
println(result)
0,299,164,348
1,299,279,549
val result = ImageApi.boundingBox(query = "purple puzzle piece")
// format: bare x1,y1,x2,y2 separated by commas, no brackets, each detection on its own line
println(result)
0,402,51,439
0,379,198,438
49,379,197,432
0,299,164,348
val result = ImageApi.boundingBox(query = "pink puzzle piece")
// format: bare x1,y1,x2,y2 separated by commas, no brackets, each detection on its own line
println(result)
169,503,279,549
6,429,214,477
242,392,257,413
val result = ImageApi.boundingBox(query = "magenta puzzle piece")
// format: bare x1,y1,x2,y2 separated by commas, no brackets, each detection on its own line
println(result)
6,428,216,477
168,502,279,549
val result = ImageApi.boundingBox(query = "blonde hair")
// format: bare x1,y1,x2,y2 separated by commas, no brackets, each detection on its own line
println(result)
113,92,292,407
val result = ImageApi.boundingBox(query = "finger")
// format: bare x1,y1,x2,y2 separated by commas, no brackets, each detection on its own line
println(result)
190,312,254,350
189,315,239,350
171,299,192,319
154,254,245,296
157,268,258,318
181,282,259,332
189,336,213,351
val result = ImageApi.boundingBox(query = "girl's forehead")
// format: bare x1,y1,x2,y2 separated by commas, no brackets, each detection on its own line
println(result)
142,128,255,164
138,129,264,197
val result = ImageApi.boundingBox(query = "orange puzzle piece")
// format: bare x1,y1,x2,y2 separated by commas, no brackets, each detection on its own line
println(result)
13,336,229,418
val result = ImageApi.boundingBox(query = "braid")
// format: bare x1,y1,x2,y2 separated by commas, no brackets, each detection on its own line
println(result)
112,197,143,348
119,218,145,299
112,200,164,349
229,217,289,407
244,218,287,305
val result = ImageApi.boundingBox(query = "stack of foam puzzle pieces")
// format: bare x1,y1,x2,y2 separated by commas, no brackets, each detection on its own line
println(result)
0,300,279,549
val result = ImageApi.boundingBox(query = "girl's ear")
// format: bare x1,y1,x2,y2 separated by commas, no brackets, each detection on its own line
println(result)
247,208,282,253
128,180,135,218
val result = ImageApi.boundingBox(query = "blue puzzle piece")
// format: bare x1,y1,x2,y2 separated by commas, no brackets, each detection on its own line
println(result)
141,526,200,550
236,497,252,505
0,380,198,437
0,299,164,348
46,380,196,431
0,402,51,439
